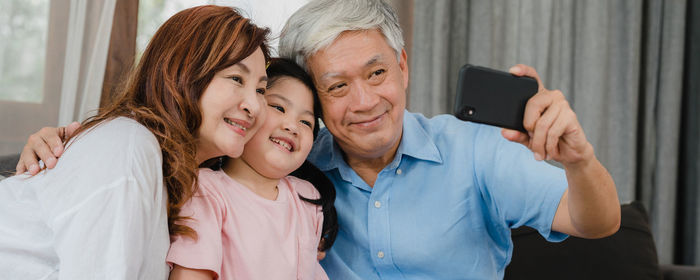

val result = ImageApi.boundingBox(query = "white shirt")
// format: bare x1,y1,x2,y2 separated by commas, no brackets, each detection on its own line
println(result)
0,117,170,279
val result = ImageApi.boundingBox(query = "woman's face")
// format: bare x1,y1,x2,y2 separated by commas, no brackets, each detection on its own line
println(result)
196,47,268,163
240,77,316,179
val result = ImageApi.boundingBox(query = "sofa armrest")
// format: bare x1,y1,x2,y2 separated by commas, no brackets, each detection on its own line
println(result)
661,264,700,280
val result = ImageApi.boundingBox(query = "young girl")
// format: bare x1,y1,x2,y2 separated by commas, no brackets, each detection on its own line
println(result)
166,58,338,280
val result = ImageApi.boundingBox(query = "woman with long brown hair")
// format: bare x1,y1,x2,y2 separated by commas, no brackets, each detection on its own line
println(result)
0,5,270,279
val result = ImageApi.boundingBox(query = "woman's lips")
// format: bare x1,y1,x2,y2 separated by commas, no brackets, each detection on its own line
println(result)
224,117,251,137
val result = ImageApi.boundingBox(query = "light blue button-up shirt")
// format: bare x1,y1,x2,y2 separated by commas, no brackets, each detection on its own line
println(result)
309,111,568,279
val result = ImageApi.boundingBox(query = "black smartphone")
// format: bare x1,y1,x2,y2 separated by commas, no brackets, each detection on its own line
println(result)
453,64,539,133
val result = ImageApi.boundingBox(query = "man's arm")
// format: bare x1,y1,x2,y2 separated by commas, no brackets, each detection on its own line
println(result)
502,64,620,238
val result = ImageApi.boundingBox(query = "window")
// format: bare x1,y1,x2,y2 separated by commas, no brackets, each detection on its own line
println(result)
0,0,55,156
0,0,49,103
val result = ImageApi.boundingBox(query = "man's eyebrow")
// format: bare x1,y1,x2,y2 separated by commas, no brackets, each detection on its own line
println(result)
319,54,384,81
365,54,383,67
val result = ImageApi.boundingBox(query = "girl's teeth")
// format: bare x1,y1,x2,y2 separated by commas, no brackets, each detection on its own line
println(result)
270,138,292,151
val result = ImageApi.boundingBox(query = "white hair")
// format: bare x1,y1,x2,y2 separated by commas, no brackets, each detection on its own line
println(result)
278,0,404,71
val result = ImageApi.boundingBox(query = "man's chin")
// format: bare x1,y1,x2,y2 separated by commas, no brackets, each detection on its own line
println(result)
343,135,399,160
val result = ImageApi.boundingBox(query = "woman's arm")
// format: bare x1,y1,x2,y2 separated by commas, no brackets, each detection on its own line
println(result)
169,265,216,280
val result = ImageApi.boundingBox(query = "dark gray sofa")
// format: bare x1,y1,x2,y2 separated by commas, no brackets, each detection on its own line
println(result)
0,153,19,178
505,201,700,280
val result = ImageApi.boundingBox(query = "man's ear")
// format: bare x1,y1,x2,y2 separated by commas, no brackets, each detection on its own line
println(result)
399,48,409,90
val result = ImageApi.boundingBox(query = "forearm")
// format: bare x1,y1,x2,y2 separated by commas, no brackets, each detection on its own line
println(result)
563,149,620,238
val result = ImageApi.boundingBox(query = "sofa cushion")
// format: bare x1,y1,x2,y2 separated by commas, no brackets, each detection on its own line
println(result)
504,201,661,280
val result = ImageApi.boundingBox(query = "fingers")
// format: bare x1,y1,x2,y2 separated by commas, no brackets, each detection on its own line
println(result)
523,90,556,134
14,126,66,175
545,111,571,160
529,103,562,161
509,64,544,91
37,127,65,167
65,121,81,139
317,250,327,261
17,140,41,175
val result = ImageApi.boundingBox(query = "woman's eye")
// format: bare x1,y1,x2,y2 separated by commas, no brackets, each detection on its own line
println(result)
301,120,313,128
231,76,243,84
256,88,266,95
270,104,284,113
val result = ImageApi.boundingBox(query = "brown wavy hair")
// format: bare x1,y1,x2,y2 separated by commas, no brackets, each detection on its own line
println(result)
64,5,270,238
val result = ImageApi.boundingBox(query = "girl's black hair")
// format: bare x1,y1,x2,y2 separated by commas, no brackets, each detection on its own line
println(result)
267,58,338,252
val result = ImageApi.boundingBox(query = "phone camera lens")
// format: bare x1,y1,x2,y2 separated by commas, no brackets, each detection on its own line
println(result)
462,106,475,116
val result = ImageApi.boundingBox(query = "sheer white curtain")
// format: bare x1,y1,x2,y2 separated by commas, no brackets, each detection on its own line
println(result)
58,0,117,125
0,0,116,156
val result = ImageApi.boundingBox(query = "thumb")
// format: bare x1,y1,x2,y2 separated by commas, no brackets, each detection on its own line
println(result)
501,128,529,146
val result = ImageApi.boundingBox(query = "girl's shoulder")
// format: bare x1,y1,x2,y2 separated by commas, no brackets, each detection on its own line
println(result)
194,168,234,197
283,175,320,200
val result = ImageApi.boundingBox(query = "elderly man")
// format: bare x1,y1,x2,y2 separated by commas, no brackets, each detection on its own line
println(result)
276,0,620,279
16,0,620,278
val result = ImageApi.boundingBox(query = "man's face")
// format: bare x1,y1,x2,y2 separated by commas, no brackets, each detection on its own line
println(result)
306,30,409,160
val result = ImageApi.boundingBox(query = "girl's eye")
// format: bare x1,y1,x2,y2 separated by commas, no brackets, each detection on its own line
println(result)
231,76,243,84
256,88,266,95
270,104,284,113
300,120,313,128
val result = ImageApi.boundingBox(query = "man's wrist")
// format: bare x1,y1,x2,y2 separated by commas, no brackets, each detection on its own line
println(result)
562,143,596,171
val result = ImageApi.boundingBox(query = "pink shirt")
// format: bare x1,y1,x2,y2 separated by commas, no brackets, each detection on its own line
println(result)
166,168,328,280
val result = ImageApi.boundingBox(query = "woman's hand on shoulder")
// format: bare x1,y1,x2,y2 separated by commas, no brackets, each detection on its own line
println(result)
15,122,80,175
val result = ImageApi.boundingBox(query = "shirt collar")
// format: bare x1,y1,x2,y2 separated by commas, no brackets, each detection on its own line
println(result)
395,110,443,164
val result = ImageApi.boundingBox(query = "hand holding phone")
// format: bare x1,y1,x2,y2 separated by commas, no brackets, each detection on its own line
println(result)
453,64,538,133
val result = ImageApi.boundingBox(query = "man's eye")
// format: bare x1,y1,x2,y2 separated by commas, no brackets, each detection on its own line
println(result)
370,69,385,78
256,88,266,95
329,83,346,92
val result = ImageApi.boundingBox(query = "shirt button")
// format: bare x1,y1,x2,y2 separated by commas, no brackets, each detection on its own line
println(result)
377,251,385,258
374,201,381,208
396,168,402,175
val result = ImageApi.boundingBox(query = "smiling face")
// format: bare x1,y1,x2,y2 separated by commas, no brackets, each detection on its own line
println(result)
239,77,316,179
196,47,268,163
306,29,409,162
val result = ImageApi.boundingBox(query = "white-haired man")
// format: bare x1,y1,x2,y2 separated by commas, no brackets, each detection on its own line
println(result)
278,0,620,279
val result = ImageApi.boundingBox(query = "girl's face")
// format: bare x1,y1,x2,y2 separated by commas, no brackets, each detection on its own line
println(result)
240,77,316,179
196,47,268,163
